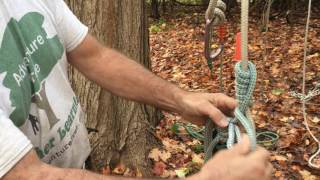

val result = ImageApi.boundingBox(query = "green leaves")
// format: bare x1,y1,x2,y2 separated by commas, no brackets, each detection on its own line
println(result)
271,88,285,96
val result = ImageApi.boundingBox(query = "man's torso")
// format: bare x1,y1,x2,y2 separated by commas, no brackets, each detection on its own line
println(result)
0,0,91,168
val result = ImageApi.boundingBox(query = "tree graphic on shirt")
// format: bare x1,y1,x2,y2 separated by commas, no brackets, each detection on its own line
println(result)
0,12,64,128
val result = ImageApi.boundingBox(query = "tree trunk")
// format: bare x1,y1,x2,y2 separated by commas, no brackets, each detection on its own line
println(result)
151,0,160,19
202,0,209,6
65,0,161,176
162,0,167,14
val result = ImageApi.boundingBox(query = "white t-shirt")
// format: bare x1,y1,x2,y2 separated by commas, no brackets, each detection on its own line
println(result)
0,0,91,177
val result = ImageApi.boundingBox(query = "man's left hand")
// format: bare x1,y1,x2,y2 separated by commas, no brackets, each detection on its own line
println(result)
175,91,238,127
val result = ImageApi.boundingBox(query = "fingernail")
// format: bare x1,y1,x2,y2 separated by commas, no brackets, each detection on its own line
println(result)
220,118,229,127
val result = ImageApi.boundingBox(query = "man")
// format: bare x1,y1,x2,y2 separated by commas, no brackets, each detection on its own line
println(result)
0,0,272,179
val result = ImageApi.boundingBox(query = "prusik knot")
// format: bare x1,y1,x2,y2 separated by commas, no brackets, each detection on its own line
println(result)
235,61,257,112
227,61,257,150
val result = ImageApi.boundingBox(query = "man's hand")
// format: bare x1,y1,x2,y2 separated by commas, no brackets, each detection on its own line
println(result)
175,91,237,127
189,136,273,180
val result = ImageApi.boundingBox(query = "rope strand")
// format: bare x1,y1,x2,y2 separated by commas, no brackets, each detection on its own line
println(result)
302,0,320,169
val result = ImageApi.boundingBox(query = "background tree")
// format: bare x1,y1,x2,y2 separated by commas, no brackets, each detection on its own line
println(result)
65,0,161,175
151,0,160,19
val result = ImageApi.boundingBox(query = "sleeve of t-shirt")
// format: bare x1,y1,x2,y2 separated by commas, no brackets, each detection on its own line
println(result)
0,109,33,178
50,0,89,52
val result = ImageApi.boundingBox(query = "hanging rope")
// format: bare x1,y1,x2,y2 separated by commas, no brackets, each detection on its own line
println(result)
204,0,257,161
240,0,249,70
294,0,320,169
204,0,228,162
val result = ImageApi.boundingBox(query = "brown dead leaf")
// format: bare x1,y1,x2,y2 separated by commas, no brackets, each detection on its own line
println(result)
152,162,167,176
112,164,126,175
149,148,171,162
192,154,204,165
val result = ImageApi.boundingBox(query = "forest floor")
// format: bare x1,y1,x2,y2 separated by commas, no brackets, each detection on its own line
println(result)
148,6,320,180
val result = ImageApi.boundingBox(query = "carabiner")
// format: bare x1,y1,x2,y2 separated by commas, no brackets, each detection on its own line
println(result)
204,21,224,70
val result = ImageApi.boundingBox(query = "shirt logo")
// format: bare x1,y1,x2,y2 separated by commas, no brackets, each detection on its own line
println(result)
0,12,64,127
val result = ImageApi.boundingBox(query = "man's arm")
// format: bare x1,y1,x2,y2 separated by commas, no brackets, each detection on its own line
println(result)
67,35,236,127
2,150,160,180
3,137,272,180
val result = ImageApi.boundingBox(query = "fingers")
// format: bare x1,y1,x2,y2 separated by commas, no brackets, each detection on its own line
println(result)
264,163,273,180
201,105,228,127
209,93,238,117
229,135,251,155
250,150,272,180
250,147,270,162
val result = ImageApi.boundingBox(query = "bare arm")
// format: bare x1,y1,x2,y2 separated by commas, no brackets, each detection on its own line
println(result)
67,35,237,127
67,35,182,114
2,150,166,180
3,138,272,180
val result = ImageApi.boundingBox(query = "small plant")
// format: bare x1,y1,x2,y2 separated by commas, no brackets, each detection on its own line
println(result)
149,18,168,33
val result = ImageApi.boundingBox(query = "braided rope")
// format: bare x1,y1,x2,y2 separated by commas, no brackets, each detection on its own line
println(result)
204,121,228,161
205,61,257,160
241,0,249,69
227,61,257,150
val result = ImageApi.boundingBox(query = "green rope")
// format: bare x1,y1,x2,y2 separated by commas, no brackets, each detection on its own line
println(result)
185,124,205,141
172,122,278,162
172,123,205,141
256,131,279,148
227,61,257,150
205,61,257,161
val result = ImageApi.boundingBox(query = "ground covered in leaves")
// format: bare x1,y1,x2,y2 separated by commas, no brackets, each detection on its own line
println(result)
148,7,320,180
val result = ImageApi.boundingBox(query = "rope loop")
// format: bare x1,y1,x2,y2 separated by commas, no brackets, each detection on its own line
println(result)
206,0,226,25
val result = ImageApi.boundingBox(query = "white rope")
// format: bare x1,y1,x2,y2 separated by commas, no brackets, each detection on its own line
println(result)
301,0,320,169
205,0,218,23
241,0,249,70
206,0,226,26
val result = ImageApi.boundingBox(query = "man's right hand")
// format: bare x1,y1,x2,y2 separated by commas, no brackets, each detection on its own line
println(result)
189,135,273,180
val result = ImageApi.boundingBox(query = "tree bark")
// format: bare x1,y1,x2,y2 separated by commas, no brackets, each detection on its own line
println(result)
65,0,161,176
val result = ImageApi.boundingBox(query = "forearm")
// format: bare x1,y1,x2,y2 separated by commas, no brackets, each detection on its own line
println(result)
3,151,176,180
48,167,164,180
78,47,185,113
7,163,174,180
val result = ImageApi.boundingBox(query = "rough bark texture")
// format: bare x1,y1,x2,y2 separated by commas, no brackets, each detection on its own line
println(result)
65,0,161,175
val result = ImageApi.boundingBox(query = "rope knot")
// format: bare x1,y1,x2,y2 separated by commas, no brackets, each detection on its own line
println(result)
235,61,257,112
226,61,257,150
205,0,226,26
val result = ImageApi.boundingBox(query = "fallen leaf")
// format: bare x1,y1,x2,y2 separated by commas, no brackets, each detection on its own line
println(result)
192,154,204,165
311,117,320,123
299,170,318,180
272,88,285,96
175,167,189,178
112,164,126,175
153,162,167,176
149,148,171,162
